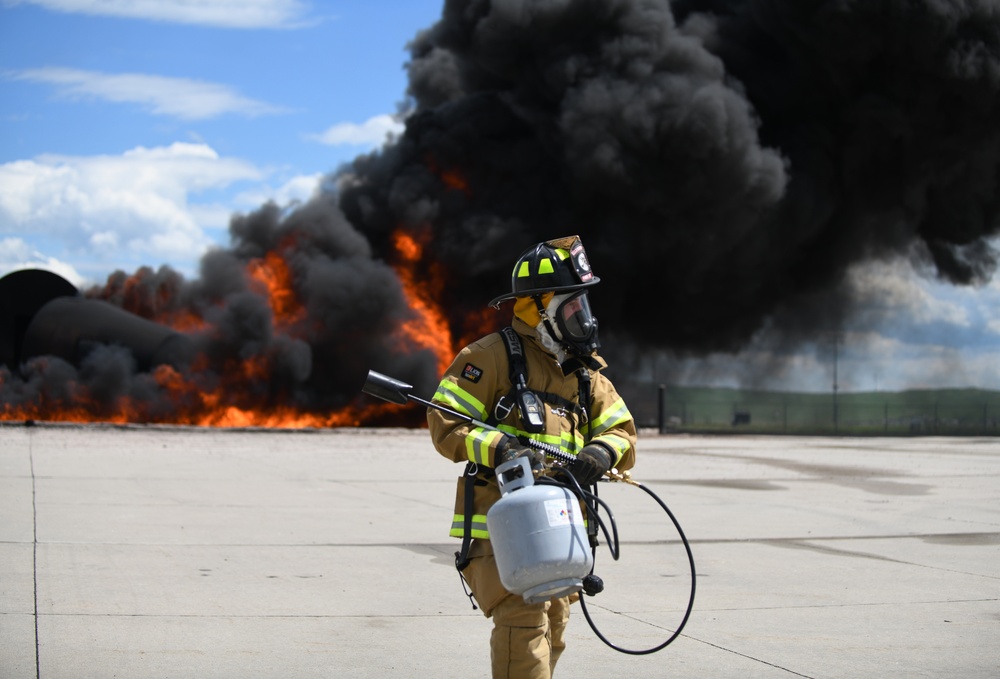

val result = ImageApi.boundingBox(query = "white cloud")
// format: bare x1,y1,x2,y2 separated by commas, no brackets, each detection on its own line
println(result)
308,114,404,147
6,0,314,29
233,172,322,211
187,204,241,233
0,237,86,287
0,142,262,275
9,67,289,120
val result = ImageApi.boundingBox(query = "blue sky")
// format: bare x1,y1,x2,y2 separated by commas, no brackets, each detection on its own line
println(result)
0,0,439,282
2,0,1000,393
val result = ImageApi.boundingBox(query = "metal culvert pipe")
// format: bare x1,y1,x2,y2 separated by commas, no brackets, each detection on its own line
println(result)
21,296,195,372
0,269,79,370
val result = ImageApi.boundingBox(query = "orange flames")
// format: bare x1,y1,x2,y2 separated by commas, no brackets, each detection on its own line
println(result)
1,157,506,429
247,250,307,330
390,229,455,376
147,361,383,428
0,359,380,428
0,226,483,429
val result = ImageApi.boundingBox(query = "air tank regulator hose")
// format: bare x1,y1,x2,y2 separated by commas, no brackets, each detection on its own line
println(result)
536,468,696,655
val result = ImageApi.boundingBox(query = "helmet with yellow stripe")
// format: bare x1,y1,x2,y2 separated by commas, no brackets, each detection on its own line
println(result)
488,235,600,308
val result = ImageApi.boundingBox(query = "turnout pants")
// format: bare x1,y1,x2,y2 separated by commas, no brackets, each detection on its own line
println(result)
463,552,572,679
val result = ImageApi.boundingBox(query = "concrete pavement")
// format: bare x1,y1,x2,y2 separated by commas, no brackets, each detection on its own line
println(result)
1,424,998,678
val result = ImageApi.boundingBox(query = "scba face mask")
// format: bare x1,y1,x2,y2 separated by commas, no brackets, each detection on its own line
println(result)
544,291,600,356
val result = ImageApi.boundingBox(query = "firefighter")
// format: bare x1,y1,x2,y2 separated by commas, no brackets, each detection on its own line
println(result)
427,235,637,679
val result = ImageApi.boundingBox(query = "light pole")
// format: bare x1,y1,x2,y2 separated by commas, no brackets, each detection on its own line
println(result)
833,334,838,431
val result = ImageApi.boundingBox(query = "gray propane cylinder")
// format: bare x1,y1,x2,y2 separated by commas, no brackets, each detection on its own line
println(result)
487,456,594,603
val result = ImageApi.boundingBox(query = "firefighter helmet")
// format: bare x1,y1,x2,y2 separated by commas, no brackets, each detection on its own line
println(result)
489,235,600,308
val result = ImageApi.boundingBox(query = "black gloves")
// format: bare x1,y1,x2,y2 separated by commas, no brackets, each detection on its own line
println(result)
570,443,612,485
495,437,613,482
495,436,545,470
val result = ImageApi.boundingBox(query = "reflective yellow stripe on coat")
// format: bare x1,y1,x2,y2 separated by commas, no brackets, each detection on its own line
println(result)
450,513,489,539
433,380,504,465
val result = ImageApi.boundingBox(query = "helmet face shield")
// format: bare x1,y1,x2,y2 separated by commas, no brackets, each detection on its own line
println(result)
556,291,596,342
545,290,600,356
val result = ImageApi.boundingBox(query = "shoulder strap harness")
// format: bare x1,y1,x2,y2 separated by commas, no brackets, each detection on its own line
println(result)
487,327,589,430
454,327,595,605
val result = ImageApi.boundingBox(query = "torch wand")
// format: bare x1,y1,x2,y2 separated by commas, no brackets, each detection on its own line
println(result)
362,369,696,655
361,369,577,465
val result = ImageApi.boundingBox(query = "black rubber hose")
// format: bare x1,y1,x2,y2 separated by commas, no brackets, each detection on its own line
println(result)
579,478,697,655
537,471,696,654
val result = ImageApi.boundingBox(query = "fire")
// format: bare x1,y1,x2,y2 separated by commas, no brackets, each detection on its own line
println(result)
395,230,422,260
424,154,472,196
1,181,499,429
441,169,469,194
145,363,403,428
0,356,395,428
92,266,208,331
390,229,455,375
246,251,306,329
158,310,207,333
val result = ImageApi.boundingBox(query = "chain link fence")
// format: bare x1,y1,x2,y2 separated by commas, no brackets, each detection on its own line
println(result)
649,386,1000,435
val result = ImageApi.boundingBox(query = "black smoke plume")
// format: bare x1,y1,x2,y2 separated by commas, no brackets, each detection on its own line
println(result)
346,0,1000,376
3,0,999,423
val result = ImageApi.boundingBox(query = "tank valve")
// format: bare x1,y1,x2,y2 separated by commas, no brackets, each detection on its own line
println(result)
582,574,604,596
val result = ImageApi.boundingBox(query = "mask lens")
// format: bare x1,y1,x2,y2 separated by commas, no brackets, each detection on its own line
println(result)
557,292,594,340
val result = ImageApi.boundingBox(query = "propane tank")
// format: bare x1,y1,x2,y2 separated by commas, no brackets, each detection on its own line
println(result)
487,456,594,603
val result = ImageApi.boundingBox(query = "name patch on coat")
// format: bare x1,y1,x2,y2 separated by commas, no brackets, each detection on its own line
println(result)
462,363,483,383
